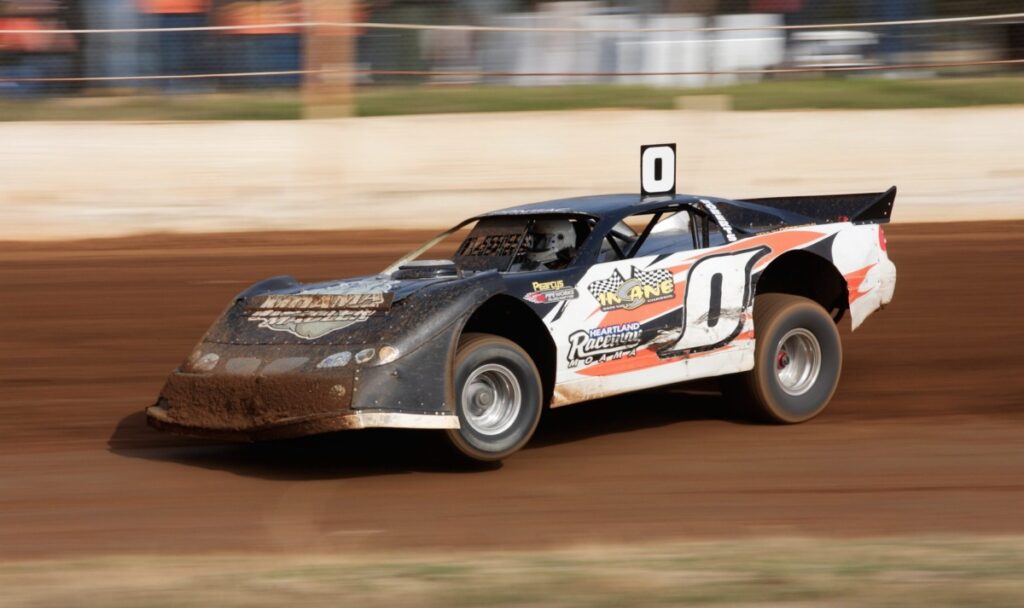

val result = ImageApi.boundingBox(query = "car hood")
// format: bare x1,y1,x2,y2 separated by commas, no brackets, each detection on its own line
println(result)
245,275,438,312
200,272,499,346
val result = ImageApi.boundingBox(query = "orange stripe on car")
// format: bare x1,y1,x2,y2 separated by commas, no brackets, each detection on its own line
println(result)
845,263,877,304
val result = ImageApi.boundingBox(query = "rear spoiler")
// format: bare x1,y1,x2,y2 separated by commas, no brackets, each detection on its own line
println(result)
737,186,896,225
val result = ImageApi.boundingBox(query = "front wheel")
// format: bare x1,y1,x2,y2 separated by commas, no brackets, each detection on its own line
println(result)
445,333,543,461
725,294,842,423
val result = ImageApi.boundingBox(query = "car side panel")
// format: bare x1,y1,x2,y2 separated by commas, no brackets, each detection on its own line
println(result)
831,224,897,330
539,223,888,407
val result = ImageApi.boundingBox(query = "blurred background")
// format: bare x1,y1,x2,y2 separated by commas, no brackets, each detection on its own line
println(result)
1,0,1022,240
0,0,1022,116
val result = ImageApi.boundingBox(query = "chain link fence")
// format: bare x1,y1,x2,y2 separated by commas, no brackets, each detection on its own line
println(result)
0,1,1022,113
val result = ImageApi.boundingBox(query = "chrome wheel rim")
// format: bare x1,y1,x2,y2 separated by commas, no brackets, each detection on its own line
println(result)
774,328,822,396
462,363,522,436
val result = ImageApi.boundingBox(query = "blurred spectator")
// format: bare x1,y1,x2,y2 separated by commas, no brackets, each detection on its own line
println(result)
137,0,211,90
217,0,301,88
0,0,78,96
84,0,142,86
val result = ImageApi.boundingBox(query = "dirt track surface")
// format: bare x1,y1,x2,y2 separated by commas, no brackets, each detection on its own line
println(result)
1,222,1023,560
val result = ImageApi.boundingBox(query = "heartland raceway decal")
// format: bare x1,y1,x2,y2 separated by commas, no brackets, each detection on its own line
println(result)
246,279,394,339
567,322,643,369
587,267,675,312
524,279,578,304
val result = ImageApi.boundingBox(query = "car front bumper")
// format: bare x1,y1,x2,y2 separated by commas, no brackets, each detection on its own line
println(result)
146,400,458,442
146,335,461,442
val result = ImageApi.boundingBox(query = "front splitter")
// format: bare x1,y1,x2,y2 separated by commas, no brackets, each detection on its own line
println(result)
146,404,459,442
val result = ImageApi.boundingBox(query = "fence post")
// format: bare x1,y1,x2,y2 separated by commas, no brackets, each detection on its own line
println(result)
303,0,355,118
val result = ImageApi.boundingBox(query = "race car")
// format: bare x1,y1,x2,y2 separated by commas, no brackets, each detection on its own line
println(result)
147,144,897,461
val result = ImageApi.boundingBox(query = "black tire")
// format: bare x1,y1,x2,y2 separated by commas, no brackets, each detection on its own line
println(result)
445,333,543,461
725,294,842,424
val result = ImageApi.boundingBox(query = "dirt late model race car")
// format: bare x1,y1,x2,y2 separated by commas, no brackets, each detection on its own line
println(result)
148,145,897,461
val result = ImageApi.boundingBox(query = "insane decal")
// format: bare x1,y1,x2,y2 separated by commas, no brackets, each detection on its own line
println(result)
587,267,675,312
567,322,643,369
524,279,578,304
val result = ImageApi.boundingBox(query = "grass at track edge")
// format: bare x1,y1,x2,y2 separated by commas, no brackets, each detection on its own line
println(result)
3,536,1024,607
1,77,1023,121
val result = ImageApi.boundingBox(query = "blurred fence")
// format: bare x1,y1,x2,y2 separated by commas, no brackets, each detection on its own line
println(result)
1,1,1023,104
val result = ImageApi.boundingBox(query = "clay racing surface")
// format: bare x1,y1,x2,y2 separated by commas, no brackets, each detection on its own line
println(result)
1,222,1022,560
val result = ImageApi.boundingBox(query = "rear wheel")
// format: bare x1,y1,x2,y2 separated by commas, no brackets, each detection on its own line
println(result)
445,333,543,461
726,294,842,423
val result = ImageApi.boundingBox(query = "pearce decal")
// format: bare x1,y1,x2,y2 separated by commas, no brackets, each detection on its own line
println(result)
524,279,579,304
587,267,675,312
533,280,565,291
567,322,643,368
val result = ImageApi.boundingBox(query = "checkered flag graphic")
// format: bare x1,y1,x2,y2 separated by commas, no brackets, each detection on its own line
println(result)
589,267,674,301
639,268,673,285
587,269,627,300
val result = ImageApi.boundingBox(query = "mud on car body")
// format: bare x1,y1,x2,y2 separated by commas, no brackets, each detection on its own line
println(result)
148,145,897,461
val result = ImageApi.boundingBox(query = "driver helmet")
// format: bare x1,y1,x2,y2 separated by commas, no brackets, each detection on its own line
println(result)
525,219,576,266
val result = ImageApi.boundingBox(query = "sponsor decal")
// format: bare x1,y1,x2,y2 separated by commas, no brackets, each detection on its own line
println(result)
249,293,390,310
524,279,579,304
699,199,737,243
459,233,523,257
525,288,577,304
567,322,643,368
533,279,565,291
246,281,394,340
248,308,375,340
587,267,675,312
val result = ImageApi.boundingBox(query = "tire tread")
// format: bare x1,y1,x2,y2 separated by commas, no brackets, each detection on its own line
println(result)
726,293,841,424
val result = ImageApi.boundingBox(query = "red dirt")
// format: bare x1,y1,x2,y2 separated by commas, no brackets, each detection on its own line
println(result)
1,223,1023,559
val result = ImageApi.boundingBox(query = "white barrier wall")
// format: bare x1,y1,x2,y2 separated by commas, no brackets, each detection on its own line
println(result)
1,106,1022,240
484,6,785,88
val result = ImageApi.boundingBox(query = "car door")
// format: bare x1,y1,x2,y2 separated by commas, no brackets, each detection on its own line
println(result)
545,205,768,405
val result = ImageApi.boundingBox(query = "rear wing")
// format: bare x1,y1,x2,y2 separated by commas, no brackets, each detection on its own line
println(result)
738,186,896,225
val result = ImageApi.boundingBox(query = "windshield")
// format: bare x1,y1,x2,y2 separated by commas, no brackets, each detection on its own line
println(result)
384,215,593,275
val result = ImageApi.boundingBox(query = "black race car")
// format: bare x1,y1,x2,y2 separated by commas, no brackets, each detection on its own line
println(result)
148,145,896,461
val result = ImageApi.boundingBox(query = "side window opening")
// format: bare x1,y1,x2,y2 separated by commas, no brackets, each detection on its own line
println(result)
599,206,731,262
454,216,591,273
601,208,693,261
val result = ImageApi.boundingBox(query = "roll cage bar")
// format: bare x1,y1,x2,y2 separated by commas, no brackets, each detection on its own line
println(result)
600,202,723,262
